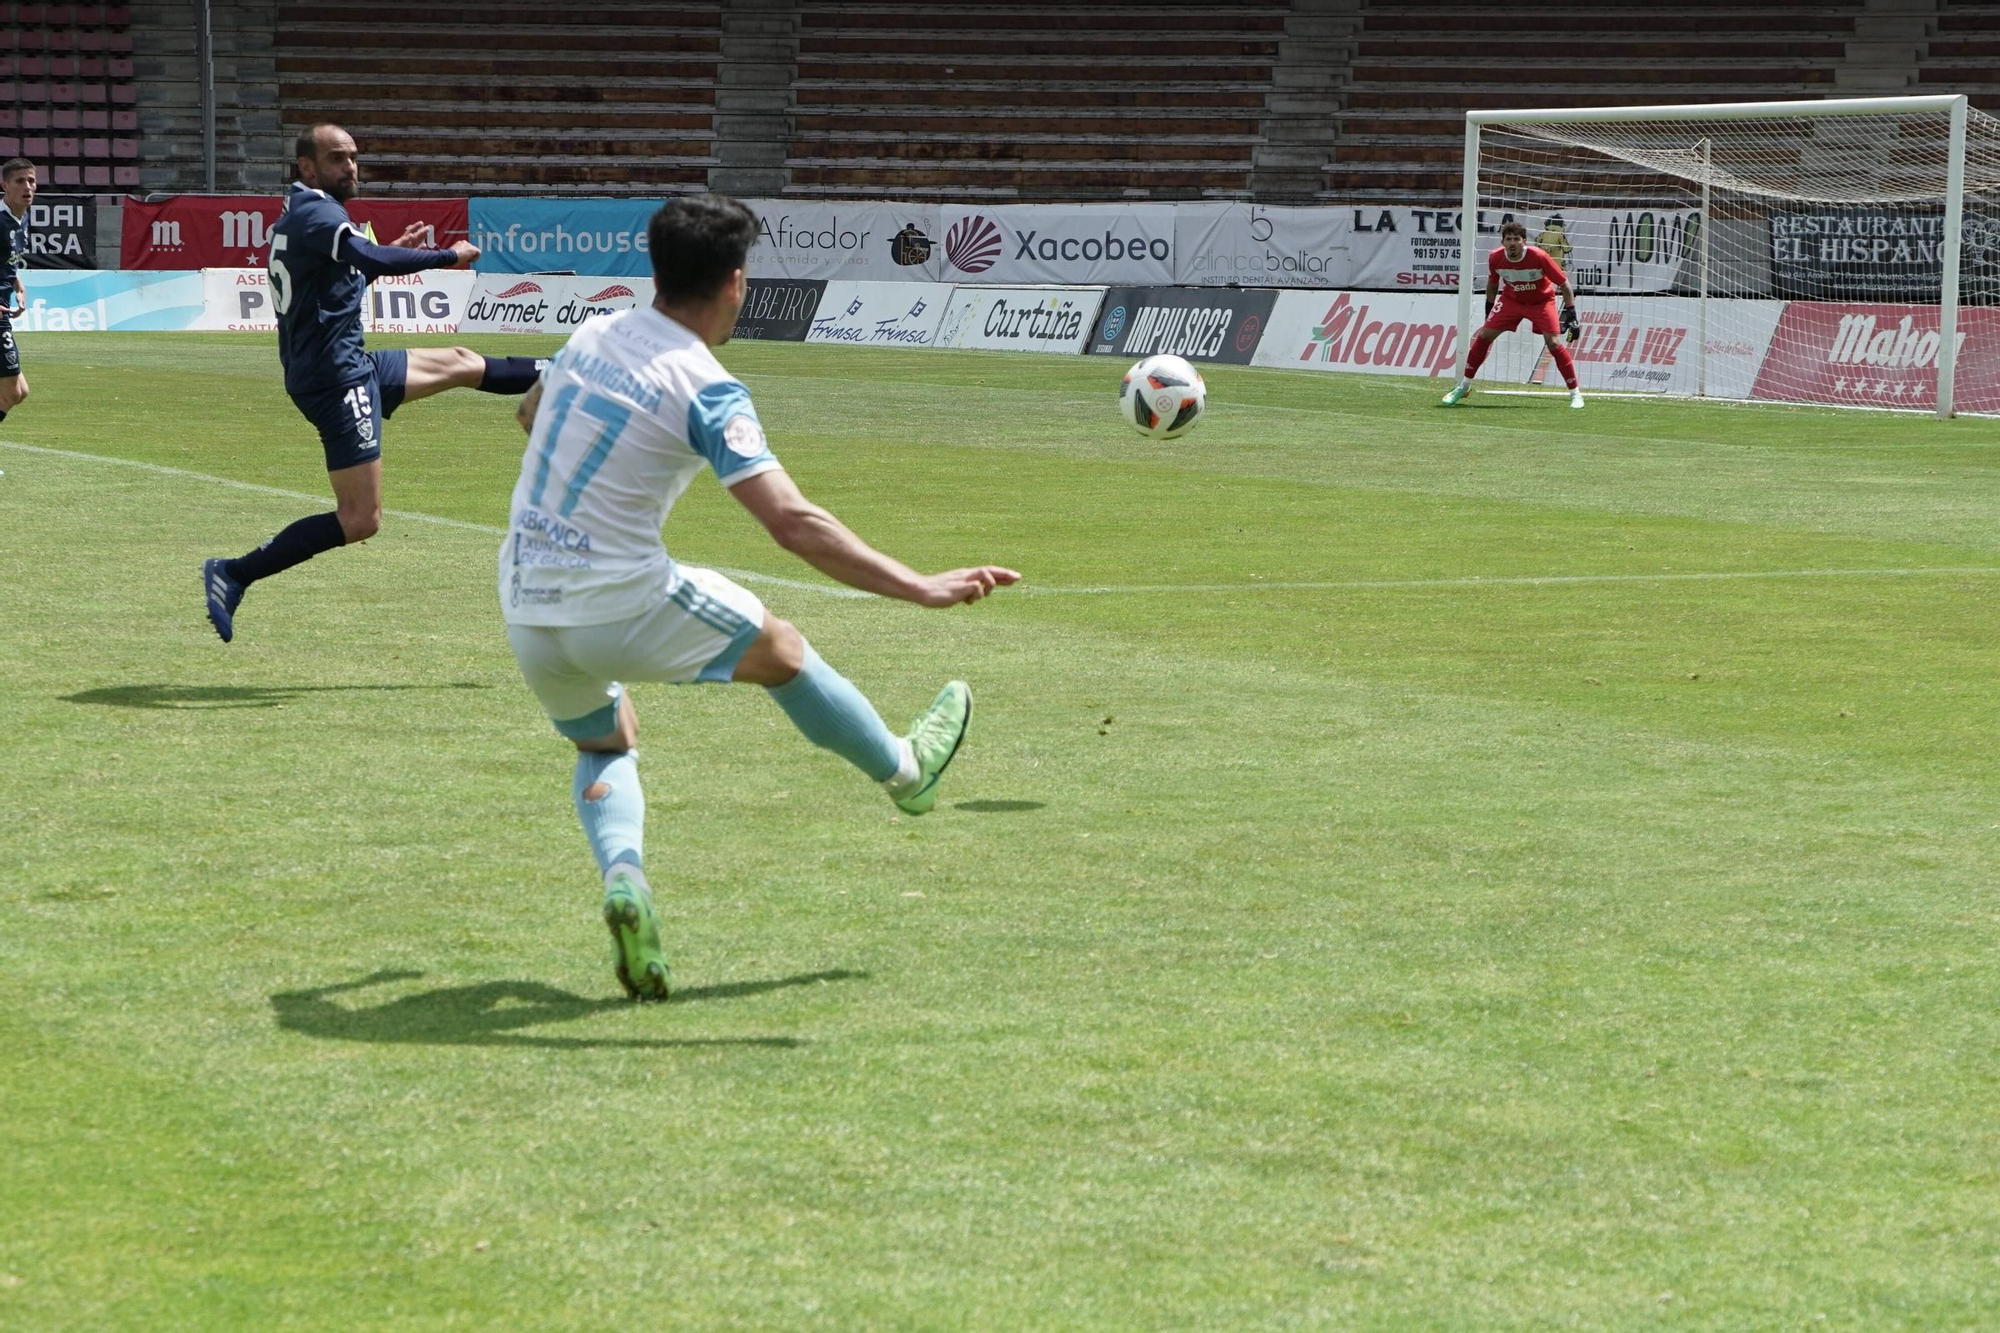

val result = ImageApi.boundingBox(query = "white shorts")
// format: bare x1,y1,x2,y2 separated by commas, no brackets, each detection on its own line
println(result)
506,564,766,739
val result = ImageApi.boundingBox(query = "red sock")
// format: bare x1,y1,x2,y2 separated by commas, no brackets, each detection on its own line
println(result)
1464,335,1493,378
1551,344,1577,389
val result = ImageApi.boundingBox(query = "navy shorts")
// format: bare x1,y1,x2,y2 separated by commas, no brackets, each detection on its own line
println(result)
0,318,20,379
290,348,410,471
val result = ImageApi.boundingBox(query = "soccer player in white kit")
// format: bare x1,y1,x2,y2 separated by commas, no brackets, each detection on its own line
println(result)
501,195,1019,1001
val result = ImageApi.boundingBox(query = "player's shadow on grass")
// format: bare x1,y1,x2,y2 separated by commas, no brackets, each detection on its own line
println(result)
270,968,862,1050
954,799,1044,813
66,682,490,710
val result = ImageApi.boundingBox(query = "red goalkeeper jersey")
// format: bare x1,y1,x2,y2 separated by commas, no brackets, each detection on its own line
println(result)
1488,243,1566,303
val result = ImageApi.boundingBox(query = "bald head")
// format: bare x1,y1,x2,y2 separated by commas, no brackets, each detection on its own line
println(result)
294,123,359,202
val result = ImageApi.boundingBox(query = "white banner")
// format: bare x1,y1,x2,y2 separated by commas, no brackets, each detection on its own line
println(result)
1476,296,1783,398
742,199,943,282
1252,290,1462,378
460,273,655,335
1343,206,1701,295
369,269,478,332
1172,203,1353,289
200,267,476,332
937,205,1173,285
934,286,1103,353
196,268,280,330
807,281,953,347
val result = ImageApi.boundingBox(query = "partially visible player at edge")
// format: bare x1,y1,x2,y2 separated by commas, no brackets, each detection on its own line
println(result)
202,123,546,642
0,157,38,429
501,194,1019,1002
1442,218,1585,410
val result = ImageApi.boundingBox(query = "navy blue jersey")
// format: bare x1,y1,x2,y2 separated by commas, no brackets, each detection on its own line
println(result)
0,203,28,303
269,184,374,394
269,181,458,396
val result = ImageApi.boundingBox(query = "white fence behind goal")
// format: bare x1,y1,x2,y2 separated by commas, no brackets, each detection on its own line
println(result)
1458,95,2000,417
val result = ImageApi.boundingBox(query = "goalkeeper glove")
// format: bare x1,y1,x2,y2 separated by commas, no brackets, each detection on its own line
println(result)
1561,302,1581,344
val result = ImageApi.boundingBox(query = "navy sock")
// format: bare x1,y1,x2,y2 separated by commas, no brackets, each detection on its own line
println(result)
478,356,543,395
227,511,346,586
0,409,8,424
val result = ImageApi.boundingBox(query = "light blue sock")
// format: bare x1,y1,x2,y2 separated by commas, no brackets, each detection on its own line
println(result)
766,645,902,783
573,750,644,875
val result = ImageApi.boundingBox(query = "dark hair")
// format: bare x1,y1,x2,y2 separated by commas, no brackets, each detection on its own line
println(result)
649,194,760,300
1500,220,1528,240
293,123,342,167
1,157,34,182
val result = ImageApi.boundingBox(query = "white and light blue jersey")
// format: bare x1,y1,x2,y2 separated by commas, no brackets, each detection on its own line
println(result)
499,305,781,626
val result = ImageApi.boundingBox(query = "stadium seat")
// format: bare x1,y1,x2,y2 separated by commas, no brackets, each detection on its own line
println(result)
787,0,1282,200
276,1,726,194
51,134,78,158
50,164,79,185
111,136,134,158
0,136,17,158
1326,0,1867,199
20,108,48,130
81,107,106,129
52,108,79,130
21,136,48,157
82,135,107,157
113,164,137,186
78,82,106,103
46,4,76,22
83,164,109,186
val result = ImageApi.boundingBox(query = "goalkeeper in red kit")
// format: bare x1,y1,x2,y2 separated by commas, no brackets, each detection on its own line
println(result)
1441,218,1584,409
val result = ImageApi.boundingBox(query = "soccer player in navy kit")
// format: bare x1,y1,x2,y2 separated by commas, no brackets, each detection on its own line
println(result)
202,123,544,642
0,157,36,429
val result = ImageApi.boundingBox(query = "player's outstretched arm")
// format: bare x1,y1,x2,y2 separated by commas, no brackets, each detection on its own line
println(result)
729,470,1019,606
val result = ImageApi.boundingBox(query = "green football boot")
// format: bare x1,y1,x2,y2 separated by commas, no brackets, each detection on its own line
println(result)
601,864,670,1002
1440,382,1470,406
892,680,972,816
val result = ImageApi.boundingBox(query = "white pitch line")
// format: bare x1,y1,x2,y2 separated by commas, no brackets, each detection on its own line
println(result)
0,438,871,599
1017,567,2000,595
8,438,1994,601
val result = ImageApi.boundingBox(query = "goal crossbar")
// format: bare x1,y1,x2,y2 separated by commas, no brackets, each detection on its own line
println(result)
1457,95,1981,418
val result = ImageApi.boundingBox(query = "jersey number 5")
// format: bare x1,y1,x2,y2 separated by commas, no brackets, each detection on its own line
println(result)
268,232,294,315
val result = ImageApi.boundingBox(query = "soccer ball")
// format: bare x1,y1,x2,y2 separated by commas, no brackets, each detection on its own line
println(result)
1119,354,1207,440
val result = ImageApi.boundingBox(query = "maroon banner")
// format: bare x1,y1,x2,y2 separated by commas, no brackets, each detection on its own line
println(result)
1750,302,2000,414
121,196,471,270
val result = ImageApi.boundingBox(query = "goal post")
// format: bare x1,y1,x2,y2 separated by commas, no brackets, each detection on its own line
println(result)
1455,95,2000,419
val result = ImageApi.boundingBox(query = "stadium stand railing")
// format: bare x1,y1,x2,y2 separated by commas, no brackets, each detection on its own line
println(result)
787,0,1287,200
1326,0,1870,201
0,3,139,187
273,1,722,194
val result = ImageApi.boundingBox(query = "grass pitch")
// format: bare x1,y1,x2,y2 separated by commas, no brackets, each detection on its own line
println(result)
2,333,1996,1331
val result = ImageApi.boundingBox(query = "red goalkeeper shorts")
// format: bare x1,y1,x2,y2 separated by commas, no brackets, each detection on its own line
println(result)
1481,295,1560,337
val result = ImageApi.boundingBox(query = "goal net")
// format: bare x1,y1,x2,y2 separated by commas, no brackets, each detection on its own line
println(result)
1458,95,2000,417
